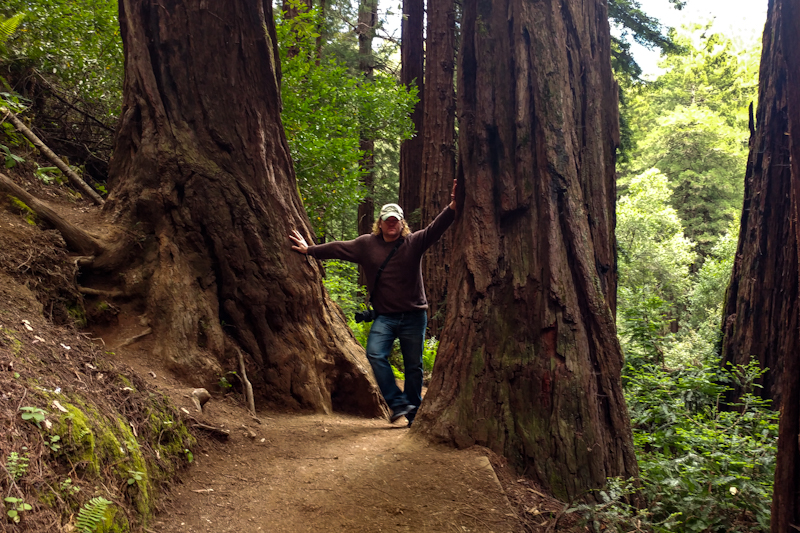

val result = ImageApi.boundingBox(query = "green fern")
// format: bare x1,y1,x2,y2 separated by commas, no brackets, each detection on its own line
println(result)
0,14,24,47
75,497,112,533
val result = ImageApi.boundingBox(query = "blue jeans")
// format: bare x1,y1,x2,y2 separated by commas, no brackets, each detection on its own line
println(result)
365,310,427,422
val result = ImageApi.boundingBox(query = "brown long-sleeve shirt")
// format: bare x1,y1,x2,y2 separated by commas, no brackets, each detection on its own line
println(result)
307,206,455,314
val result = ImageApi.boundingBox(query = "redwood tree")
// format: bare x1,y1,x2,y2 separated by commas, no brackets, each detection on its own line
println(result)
398,0,424,222
415,0,637,500
100,0,384,415
420,0,456,334
772,0,800,528
719,0,797,408
356,0,377,237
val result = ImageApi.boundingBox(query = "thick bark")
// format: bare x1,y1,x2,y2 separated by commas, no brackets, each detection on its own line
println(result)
420,0,456,335
103,0,384,416
772,0,800,529
398,0,424,223
416,0,635,501
720,0,796,408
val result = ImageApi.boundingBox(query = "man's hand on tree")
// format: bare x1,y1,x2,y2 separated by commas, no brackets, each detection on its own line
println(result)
289,230,309,254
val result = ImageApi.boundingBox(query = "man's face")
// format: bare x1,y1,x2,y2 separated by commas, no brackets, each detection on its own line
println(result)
380,216,402,240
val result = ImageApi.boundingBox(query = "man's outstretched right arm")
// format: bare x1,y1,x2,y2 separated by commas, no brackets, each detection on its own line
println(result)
289,231,365,262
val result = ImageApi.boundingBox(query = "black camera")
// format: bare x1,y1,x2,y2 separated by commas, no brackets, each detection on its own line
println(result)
354,308,377,323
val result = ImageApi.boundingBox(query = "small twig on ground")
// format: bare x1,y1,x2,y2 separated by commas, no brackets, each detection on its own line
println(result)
459,509,497,530
544,503,569,533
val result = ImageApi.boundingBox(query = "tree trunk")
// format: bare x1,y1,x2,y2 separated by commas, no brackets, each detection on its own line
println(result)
772,0,800,529
398,0,424,225
415,0,635,501
719,0,797,408
102,0,384,416
356,0,377,239
420,0,456,335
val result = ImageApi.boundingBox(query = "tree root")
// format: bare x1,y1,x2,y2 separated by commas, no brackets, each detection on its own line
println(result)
77,286,125,298
0,171,105,256
0,107,105,205
118,328,152,348
236,347,259,422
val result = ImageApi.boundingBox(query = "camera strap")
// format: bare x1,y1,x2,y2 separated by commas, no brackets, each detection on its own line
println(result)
369,238,404,308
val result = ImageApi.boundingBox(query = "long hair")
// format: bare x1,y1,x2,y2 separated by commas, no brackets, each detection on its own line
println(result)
372,218,411,238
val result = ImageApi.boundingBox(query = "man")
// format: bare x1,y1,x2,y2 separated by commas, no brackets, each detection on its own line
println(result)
289,180,457,426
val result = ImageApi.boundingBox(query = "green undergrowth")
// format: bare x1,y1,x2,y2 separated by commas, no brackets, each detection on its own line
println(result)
0,306,196,532
570,360,777,532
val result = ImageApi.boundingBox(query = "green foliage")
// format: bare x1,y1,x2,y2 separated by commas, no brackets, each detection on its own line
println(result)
34,164,64,184
6,449,29,480
277,2,416,240
0,13,24,48
1,0,123,113
626,361,776,531
620,29,756,258
47,434,62,452
75,496,112,533
19,405,47,428
126,469,144,486
608,0,685,80
632,106,745,256
1,143,25,168
59,477,80,496
422,337,438,375
321,260,364,319
617,169,696,362
577,363,776,532
4,496,32,524
687,224,739,332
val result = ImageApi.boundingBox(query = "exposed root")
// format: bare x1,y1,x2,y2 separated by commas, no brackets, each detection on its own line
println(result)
236,346,259,422
0,171,105,255
78,286,125,298
118,327,153,348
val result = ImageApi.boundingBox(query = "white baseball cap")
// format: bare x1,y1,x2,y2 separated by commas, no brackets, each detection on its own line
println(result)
379,203,404,221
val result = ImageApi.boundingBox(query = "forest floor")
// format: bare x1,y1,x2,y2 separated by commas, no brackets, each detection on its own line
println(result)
100,320,563,533
0,171,571,533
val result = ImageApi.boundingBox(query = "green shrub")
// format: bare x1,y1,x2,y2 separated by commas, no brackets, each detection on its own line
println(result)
578,361,776,532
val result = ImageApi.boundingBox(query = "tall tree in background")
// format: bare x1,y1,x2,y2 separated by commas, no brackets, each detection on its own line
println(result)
772,0,800,528
420,0,456,334
397,0,424,222
415,0,637,500
356,0,377,237
719,0,797,408
102,0,383,415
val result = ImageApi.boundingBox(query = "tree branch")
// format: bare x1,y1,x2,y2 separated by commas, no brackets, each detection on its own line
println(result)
0,107,105,205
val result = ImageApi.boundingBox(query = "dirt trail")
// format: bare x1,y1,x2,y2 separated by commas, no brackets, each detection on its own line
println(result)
100,328,527,533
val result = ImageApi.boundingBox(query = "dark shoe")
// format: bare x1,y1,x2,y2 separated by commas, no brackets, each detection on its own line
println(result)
390,405,414,423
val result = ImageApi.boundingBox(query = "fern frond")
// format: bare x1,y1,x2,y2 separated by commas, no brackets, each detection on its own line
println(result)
0,14,25,46
75,497,112,533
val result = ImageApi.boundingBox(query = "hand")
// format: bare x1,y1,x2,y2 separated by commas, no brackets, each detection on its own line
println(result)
289,229,309,254
449,179,457,210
